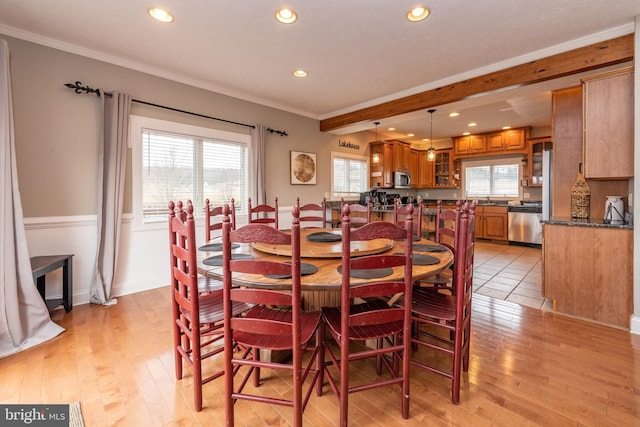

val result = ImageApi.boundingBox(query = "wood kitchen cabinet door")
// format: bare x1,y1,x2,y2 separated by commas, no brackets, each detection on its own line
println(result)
582,66,634,179
417,151,434,188
476,206,508,241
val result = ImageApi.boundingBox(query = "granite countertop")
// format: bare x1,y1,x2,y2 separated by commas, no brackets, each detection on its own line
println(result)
542,217,633,229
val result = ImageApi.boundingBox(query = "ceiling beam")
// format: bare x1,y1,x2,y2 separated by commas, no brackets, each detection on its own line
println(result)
320,33,634,132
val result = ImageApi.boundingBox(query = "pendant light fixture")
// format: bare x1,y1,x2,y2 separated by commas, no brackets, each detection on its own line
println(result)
372,121,381,163
427,109,436,161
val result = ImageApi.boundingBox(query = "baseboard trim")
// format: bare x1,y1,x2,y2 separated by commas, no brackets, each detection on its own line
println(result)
630,315,640,335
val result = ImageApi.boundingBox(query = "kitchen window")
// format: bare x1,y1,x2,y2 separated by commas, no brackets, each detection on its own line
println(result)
331,152,368,199
131,115,250,227
462,157,521,199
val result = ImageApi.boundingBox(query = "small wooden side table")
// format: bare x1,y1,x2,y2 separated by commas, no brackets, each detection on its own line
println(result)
30,254,74,312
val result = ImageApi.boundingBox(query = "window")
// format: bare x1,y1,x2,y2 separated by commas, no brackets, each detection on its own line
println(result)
331,152,368,199
462,157,521,199
131,115,250,226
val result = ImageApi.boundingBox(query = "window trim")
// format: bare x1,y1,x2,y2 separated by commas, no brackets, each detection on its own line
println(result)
330,151,369,201
461,156,523,201
130,115,251,231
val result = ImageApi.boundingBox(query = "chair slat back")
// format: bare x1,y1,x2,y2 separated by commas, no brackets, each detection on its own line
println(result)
341,197,371,224
341,204,413,327
222,204,300,337
298,197,327,227
435,200,462,251
168,200,199,326
455,203,476,318
248,197,279,228
394,199,423,240
205,198,235,241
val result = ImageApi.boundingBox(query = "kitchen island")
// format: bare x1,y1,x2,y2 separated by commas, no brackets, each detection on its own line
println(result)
542,218,633,328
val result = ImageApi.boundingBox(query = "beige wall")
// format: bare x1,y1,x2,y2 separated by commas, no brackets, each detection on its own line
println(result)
4,34,371,217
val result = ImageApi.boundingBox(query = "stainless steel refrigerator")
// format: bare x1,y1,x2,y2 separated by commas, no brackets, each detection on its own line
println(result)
542,149,553,221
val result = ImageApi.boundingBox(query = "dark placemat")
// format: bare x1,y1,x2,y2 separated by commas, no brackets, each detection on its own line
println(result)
198,242,239,251
307,231,342,242
395,235,421,242
392,253,441,266
202,253,253,266
337,265,392,279
413,244,447,252
264,262,319,279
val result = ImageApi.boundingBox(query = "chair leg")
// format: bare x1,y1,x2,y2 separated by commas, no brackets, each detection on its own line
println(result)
339,336,350,427
451,327,463,404
253,347,260,387
316,322,325,396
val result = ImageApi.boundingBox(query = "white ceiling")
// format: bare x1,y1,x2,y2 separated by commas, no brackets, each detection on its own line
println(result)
0,1,638,144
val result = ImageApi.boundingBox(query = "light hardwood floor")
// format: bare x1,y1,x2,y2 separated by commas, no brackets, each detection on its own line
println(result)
1,282,639,426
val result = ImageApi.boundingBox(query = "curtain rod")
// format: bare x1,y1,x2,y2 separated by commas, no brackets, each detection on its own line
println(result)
63,81,288,137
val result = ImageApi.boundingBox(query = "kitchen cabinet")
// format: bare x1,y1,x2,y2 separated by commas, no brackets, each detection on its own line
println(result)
417,151,434,188
392,141,411,172
582,66,634,179
543,223,632,328
527,137,552,187
476,205,508,241
369,142,393,188
434,150,456,188
486,128,527,153
453,134,486,157
409,149,419,188
551,85,629,219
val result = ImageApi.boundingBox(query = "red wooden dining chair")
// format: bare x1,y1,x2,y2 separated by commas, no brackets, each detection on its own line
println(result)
317,204,414,426
205,198,235,241
409,203,476,404
419,200,462,293
247,196,279,228
340,197,371,225
297,196,327,228
221,204,321,427
168,200,251,412
394,198,423,240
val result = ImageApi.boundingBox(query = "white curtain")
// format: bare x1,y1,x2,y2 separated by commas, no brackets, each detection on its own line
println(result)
89,92,131,305
0,39,64,358
250,124,267,204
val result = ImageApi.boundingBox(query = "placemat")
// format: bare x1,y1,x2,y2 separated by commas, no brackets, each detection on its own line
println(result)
307,231,342,242
392,252,441,266
203,253,254,266
264,262,319,279
413,244,447,252
198,242,239,251
337,265,392,279
396,235,421,242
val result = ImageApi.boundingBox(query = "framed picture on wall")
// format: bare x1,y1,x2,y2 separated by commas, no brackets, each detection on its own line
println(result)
290,151,317,185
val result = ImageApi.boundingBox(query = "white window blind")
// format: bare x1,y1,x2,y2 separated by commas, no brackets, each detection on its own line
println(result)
463,157,520,198
332,153,368,198
132,116,249,225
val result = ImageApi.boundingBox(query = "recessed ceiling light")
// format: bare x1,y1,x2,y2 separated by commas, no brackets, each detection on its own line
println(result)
388,127,396,131
422,138,430,142
468,122,477,127
449,112,460,117
502,126,512,130
462,132,470,136
292,69,308,78
407,133,414,137
147,7,174,23
276,8,297,24
407,6,430,22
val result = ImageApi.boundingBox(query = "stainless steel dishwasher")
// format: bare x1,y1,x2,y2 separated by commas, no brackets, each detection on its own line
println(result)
507,204,542,245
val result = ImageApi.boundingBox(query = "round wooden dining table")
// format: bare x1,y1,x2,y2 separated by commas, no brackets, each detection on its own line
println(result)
197,228,453,310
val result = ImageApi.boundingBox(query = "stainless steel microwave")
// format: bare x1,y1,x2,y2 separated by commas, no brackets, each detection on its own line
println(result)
394,171,411,189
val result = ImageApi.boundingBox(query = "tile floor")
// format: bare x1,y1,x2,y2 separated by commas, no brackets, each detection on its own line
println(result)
472,240,552,311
